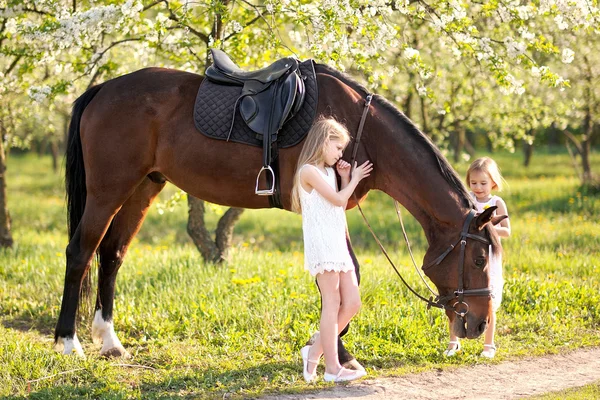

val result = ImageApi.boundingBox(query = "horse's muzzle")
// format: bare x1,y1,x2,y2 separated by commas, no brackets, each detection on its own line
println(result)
452,315,487,339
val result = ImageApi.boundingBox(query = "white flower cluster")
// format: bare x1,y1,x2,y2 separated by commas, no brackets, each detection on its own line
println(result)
27,85,52,103
504,36,527,61
562,48,575,63
499,74,525,96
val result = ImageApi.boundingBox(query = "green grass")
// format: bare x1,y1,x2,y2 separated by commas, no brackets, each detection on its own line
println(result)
1,149,599,398
528,381,600,399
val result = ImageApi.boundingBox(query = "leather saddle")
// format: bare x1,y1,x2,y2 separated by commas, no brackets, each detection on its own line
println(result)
205,49,306,195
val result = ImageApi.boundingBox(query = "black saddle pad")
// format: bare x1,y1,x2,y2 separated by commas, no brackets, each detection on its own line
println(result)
193,59,317,148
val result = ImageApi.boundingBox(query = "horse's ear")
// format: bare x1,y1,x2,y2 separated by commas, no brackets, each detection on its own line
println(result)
491,215,508,226
474,206,498,230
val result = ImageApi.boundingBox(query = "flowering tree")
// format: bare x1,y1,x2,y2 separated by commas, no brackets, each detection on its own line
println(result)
1,0,598,249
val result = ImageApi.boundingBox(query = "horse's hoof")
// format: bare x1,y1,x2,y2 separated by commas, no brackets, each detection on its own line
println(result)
56,336,86,357
100,346,131,359
343,358,365,371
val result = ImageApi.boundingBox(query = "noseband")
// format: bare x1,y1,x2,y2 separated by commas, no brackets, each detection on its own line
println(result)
421,209,492,316
350,94,492,317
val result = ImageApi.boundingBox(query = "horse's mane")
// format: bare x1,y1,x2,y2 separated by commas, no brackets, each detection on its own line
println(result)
315,63,474,209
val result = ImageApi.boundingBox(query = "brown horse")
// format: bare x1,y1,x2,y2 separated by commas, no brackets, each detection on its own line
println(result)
56,63,501,364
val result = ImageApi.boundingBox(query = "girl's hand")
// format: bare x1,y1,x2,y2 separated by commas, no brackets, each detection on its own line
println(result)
336,160,351,179
351,160,373,182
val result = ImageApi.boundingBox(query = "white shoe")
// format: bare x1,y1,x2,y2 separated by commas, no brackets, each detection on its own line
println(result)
481,344,496,358
443,341,461,357
324,367,366,382
300,345,319,382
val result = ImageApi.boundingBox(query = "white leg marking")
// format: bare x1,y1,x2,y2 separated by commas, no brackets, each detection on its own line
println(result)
92,310,129,357
56,335,85,357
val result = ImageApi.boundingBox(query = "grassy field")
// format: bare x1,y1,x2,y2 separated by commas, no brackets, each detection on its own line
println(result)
0,149,599,398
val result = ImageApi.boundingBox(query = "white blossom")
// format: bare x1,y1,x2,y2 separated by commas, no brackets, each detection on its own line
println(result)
28,85,52,103
403,47,420,59
561,48,574,63
554,15,569,30
232,21,243,33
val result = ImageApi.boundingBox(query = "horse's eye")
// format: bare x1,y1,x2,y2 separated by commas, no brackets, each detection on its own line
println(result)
475,257,486,268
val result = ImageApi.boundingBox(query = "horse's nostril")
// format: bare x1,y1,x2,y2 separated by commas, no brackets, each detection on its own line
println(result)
478,320,487,335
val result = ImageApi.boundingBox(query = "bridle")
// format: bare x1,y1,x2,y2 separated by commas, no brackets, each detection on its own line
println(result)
349,94,492,317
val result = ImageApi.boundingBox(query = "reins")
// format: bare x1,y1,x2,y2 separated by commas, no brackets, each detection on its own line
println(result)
348,94,492,316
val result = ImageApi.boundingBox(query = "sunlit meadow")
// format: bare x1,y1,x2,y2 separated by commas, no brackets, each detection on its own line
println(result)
1,149,598,398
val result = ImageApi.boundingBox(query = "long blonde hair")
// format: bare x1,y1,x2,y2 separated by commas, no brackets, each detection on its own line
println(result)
466,157,507,191
291,118,351,214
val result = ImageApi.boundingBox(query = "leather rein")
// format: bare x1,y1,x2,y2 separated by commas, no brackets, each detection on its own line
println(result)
348,94,492,317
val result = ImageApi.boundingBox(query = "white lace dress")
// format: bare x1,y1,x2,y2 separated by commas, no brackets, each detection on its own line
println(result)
299,165,355,276
471,193,504,311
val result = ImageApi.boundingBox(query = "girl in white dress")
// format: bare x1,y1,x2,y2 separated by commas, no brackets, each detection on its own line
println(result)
444,157,511,359
291,118,373,382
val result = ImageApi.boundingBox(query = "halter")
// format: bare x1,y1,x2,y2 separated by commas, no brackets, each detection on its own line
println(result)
349,94,492,317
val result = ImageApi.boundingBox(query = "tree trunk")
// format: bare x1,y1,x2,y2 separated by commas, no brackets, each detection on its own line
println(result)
581,129,593,185
0,130,14,248
51,140,59,172
215,207,244,259
186,0,244,264
453,124,465,163
523,141,534,167
187,196,219,263
187,195,244,264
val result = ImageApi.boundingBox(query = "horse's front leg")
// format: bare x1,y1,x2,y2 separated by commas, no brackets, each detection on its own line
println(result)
91,178,165,357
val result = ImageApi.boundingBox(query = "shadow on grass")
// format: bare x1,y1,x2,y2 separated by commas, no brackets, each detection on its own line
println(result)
515,191,597,215
2,361,381,399
2,314,55,336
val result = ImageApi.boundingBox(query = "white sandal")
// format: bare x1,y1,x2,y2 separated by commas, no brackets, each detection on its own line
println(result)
481,344,497,358
443,340,461,357
324,367,366,382
300,345,319,382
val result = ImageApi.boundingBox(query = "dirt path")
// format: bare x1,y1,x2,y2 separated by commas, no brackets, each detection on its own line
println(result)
263,347,600,399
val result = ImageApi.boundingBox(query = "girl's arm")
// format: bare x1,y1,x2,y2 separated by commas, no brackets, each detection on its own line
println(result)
301,162,372,207
494,197,511,238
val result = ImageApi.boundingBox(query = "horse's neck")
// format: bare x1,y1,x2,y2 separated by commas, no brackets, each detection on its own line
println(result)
369,112,469,244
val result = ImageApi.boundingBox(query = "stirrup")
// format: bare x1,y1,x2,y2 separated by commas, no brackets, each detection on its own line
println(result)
255,166,275,195
443,340,461,357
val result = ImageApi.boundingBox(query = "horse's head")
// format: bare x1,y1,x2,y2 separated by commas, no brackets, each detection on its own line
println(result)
423,206,507,339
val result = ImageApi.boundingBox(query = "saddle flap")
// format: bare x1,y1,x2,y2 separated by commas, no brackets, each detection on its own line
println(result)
194,59,318,149
240,96,258,123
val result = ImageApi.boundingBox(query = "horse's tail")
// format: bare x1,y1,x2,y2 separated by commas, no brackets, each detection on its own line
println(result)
65,83,105,308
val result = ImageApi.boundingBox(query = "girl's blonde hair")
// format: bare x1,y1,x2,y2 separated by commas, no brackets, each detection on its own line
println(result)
466,157,507,191
291,118,351,214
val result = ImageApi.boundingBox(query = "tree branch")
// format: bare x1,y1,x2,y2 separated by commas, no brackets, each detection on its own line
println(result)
5,55,22,76
563,130,583,155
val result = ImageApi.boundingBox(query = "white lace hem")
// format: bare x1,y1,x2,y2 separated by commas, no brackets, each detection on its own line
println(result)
305,261,355,277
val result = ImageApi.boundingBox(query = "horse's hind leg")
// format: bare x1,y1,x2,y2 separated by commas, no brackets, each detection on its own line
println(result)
55,196,130,356
91,177,165,358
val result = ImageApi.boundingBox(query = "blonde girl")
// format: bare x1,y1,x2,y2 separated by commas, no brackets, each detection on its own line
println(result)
445,157,511,358
292,118,373,382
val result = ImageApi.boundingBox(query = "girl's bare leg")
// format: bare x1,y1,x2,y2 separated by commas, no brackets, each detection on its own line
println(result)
484,311,496,346
307,270,361,374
